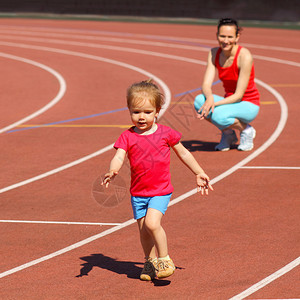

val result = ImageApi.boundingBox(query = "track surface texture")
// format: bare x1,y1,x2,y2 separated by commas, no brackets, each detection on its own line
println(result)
0,18,299,299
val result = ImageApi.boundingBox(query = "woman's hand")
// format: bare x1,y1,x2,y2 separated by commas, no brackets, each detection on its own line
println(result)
197,96,215,120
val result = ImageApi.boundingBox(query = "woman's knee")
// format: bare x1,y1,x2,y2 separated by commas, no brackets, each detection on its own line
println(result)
211,110,234,129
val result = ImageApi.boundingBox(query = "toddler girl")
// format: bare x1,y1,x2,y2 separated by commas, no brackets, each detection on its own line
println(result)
102,79,213,280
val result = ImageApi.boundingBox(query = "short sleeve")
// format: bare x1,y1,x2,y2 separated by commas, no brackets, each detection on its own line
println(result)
114,130,129,152
167,127,182,147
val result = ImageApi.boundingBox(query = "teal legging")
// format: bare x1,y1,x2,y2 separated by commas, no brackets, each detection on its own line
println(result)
194,94,260,130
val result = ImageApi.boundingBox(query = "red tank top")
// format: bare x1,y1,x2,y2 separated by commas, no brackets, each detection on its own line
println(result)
215,46,260,106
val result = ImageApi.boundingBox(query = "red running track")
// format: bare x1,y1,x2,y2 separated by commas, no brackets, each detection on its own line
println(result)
0,18,299,299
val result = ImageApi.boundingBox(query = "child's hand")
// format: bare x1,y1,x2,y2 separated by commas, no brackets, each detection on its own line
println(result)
196,173,213,195
101,171,118,188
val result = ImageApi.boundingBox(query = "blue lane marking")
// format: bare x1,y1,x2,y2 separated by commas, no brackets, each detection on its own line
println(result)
174,87,202,97
4,30,219,134
174,80,221,97
6,80,221,134
5,107,128,134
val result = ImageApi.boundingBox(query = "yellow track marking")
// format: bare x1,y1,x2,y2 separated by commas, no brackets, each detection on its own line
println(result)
16,98,282,130
270,83,300,87
260,101,277,104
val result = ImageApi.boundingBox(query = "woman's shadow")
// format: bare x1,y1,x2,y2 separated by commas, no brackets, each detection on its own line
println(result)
182,139,238,152
76,253,181,286
181,140,219,152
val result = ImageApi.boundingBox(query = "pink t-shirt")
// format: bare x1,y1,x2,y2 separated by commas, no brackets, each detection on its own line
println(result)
114,124,182,197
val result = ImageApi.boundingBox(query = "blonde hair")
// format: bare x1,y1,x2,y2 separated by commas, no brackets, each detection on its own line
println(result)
127,79,165,112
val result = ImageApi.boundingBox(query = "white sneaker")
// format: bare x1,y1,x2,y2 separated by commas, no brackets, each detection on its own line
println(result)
238,126,256,151
215,130,238,151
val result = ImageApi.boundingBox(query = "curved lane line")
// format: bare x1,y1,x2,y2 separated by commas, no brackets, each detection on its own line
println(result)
0,39,293,193
0,38,294,293
0,41,171,116
0,42,289,194
168,78,288,206
0,39,207,66
1,35,300,68
6,82,223,134
0,79,289,280
0,44,171,193
0,30,210,52
0,143,114,193
0,52,66,134
0,25,299,53
0,34,299,69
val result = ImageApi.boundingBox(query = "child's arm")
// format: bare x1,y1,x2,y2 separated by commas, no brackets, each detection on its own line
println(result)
172,142,213,195
101,148,126,188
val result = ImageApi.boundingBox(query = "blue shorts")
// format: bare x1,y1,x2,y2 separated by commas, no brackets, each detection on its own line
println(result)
131,193,172,220
194,94,260,130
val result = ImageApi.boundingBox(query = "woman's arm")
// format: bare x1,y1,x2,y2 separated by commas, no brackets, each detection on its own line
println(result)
101,148,126,187
198,49,217,120
172,142,213,194
202,49,217,100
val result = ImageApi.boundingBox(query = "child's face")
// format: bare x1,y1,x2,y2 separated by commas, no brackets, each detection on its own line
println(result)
129,96,159,133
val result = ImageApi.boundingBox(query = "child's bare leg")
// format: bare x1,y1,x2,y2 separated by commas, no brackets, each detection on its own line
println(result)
137,216,157,281
144,208,175,278
144,208,168,258
137,217,156,259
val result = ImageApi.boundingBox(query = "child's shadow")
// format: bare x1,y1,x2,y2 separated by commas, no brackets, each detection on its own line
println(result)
76,253,181,286
76,253,140,279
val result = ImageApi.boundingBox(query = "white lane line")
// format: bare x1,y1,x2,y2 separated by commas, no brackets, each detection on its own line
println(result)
253,54,300,68
3,40,290,195
242,42,300,54
0,43,171,194
225,80,295,300
0,218,136,279
0,78,289,281
0,144,114,193
0,220,121,226
0,41,171,117
0,39,295,295
0,29,210,52
229,256,300,300
0,38,207,66
0,25,299,53
0,35,299,68
240,166,300,170
169,80,287,206
0,52,66,134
